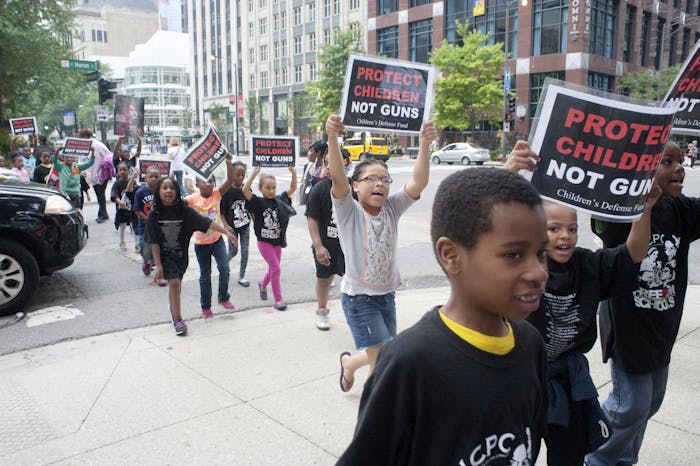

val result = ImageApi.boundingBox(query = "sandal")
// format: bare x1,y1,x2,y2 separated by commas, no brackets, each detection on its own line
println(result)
339,352,354,392
258,282,268,301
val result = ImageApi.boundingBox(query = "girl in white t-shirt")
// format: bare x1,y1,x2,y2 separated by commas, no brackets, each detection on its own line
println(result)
325,115,436,392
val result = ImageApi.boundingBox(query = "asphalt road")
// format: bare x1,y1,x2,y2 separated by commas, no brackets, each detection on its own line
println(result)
1,158,699,355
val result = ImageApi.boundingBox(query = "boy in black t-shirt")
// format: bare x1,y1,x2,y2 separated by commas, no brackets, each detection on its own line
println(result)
337,168,549,466
506,141,660,466
220,161,252,287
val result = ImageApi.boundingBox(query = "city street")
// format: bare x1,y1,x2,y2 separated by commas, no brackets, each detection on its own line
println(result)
1,158,699,356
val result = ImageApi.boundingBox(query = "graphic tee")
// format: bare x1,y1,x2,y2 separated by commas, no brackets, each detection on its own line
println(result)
304,177,340,252
134,185,155,235
185,189,223,245
526,246,638,362
337,308,547,466
248,192,293,247
332,187,414,296
220,187,251,230
594,195,700,372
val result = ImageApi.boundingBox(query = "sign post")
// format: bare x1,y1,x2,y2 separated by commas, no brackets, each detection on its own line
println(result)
60,59,97,71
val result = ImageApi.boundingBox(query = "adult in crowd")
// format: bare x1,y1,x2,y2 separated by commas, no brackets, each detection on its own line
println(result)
79,128,112,223
167,137,188,196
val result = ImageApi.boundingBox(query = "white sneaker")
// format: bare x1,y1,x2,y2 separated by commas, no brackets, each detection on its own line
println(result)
316,308,331,331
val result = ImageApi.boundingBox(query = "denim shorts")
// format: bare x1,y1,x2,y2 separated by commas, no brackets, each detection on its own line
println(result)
341,292,396,350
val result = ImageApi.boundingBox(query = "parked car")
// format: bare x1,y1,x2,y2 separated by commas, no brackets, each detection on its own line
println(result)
389,145,405,157
342,133,390,162
430,143,490,165
407,147,420,159
0,179,88,314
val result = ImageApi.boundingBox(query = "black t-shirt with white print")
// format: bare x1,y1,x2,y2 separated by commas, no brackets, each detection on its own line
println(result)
248,192,292,246
593,195,700,373
220,186,251,231
304,177,340,252
526,246,638,362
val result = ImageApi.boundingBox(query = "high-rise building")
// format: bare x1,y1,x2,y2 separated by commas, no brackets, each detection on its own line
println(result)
370,0,700,138
187,0,367,152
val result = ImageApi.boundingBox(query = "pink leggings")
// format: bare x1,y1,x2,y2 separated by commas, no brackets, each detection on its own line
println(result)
257,241,283,302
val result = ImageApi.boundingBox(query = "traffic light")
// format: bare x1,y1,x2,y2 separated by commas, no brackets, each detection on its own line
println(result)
508,95,516,115
98,78,116,103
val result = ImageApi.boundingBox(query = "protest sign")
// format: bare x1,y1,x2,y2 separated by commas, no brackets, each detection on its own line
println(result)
664,39,700,136
528,81,676,221
62,138,93,157
340,54,435,135
137,157,171,183
114,95,145,137
250,135,298,167
182,125,227,181
9,117,37,136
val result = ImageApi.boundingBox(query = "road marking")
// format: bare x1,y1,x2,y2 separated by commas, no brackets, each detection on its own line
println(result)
25,305,84,328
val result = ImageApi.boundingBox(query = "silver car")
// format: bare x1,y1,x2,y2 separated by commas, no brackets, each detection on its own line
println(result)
430,142,490,165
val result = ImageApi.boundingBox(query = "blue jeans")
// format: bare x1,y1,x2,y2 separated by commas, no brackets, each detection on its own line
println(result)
341,292,396,350
227,226,249,279
173,170,188,196
585,360,669,466
138,234,153,264
194,237,230,309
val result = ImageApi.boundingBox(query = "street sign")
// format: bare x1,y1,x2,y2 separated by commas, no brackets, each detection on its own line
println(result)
84,71,99,82
95,105,109,122
63,111,76,127
60,59,97,71
504,69,511,93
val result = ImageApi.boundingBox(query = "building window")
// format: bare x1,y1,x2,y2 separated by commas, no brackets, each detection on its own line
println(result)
294,7,301,25
274,41,280,59
530,71,565,117
325,29,332,44
377,0,398,15
274,69,280,86
308,32,316,51
261,44,268,61
683,27,691,60
410,0,431,6
309,63,316,80
250,74,256,89
333,0,340,15
410,20,432,63
350,0,360,9
669,22,679,66
641,11,651,66
588,72,614,91
350,22,361,40
377,26,399,58
686,0,694,13
295,65,303,82
261,71,269,87
281,39,287,57
294,35,302,54
309,3,316,21
623,5,636,63
589,0,615,58
249,0,254,11
260,17,267,35
655,17,665,70
274,14,279,31
103,30,108,42
282,67,288,84
533,0,568,56
260,0,266,7
91,29,96,41
324,0,331,17
281,11,287,29
249,22,255,37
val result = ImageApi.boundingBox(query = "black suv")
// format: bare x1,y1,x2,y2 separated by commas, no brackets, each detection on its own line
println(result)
0,178,88,314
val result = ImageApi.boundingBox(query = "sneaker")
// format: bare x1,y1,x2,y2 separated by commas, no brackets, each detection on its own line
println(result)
238,278,250,287
157,279,168,287
142,262,152,276
273,301,288,311
95,218,105,224
316,308,331,331
119,241,127,251
174,320,188,335
258,282,268,301
201,309,214,319
218,300,235,310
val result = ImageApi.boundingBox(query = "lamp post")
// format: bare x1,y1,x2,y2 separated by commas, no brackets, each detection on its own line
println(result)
501,0,528,158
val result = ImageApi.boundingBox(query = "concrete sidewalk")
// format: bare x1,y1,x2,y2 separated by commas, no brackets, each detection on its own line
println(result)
1,286,699,465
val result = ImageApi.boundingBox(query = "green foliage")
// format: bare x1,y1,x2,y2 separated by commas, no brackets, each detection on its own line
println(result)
430,21,505,132
619,66,681,100
306,29,364,134
0,0,78,124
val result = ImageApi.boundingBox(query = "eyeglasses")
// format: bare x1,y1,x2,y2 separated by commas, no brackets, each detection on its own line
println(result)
359,175,393,185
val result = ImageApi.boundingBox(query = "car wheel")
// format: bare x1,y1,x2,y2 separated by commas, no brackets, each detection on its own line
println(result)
0,240,40,315
476,161,484,165
431,156,441,165
461,156,471,166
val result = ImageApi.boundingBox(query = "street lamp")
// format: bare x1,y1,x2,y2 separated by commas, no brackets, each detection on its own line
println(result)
501,0,529,157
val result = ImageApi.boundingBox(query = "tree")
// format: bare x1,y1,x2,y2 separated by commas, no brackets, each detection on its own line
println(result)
430,21,505,133
0,0,78,124
306,29,363,134
619,66,681,100
246,96,260,134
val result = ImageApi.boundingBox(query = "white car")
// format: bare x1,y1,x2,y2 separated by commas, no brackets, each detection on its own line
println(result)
430,143,490,165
